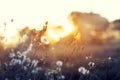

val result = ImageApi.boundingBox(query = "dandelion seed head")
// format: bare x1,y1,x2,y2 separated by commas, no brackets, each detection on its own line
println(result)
78,67,86,74
88,62,95,68
61,75,65,80
41,36,50,45
56,60,63,67
22,34,28,42
78,67,90,75
108,57,112,60
86,70,90,75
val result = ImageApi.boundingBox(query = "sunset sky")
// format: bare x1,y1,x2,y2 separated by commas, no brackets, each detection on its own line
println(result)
0,0,120,47
0,0,120,27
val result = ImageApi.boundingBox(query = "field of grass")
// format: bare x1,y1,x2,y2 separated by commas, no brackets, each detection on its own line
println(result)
0,25,120,80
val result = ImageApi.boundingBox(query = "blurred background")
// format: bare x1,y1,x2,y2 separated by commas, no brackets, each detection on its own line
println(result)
0,0,120,80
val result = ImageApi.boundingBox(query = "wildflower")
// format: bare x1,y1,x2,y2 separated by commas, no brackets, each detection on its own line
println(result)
31,59,39,67
78,67,86,75
88,62,95,68
108,57,112,60
22,34,28,42
56,60,63,67
78,66,90,75
16,51,22,58
40,36,50,45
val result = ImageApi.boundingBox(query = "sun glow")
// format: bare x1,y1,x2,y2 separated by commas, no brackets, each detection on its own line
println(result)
0,17,76,48
0,0,119,48
45,18,75,43
0,22,21,48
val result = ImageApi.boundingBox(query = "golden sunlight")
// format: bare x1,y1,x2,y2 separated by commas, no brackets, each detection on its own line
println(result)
0,18,76,48
0,22,20,48
45,19,75,43
0,0,119,48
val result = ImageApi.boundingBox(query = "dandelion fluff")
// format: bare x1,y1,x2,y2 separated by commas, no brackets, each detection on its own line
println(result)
41,36,50,45
16,51,22,58
22,34,28,42
61,75,65,80
86,70,90,75
78,68,90,75
31,59,39,67
56,60,63,67
108,57,112,60
78,67,86,75
88,62,95,68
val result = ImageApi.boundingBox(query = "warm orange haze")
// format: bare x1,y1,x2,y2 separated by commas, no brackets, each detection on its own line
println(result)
0,0,120,80
0,0,120,48
0,18,76,48
0,12,120,48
